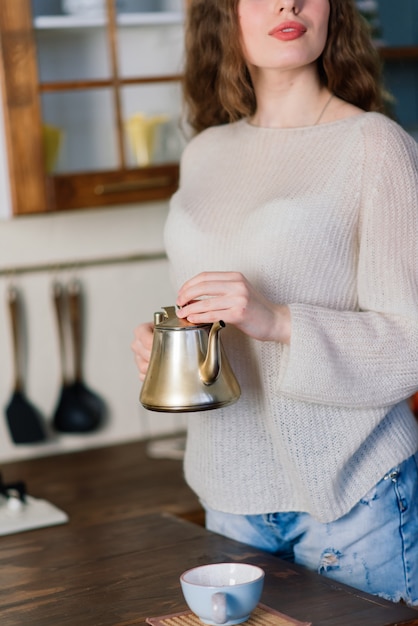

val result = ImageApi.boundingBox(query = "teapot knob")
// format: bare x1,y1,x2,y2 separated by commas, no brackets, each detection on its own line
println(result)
154,311,165,325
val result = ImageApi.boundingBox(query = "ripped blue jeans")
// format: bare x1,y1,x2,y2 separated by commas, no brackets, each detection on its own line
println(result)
204,453,418,606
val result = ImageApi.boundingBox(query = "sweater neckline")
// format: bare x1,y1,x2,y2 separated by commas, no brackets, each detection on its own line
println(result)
242,111,371,133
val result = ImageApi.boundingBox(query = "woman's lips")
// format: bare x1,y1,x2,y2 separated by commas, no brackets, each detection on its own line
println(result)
268,21,307,41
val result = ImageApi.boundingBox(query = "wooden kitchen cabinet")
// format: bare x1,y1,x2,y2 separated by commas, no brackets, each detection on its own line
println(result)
379,45,418,136
0,2,417,217
0,0,183,216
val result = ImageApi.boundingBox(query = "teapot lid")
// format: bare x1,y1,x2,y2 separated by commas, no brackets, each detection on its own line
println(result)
154,306,209,329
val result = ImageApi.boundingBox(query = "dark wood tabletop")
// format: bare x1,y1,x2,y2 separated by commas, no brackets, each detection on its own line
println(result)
0,439,417,626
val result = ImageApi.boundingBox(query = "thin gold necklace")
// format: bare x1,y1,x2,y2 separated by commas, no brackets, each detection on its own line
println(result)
249,92,335,128
314,93,334,125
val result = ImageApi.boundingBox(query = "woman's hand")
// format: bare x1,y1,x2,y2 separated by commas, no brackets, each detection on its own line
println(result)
176,272,291,345
131,322,154,381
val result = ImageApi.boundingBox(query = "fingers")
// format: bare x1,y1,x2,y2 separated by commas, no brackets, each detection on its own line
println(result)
175,271,291,344
132,322,154,350
131,322,154,380
131,331,153,360
177,271,244,304
176,272,249,323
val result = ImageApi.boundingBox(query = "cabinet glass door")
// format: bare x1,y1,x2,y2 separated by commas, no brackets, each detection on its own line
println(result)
33,0,185,176
117,14,185,170
5,0,184,212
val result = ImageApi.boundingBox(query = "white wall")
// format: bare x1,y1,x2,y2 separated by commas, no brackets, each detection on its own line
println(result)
0,202,187,463
0,79,187,463
0,13,187,462
0,199,189,463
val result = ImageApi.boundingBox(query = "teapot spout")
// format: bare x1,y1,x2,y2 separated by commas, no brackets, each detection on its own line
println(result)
200,320,225,385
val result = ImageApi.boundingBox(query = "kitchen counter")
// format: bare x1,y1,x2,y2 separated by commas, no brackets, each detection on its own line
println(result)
0,439,417,626
0,437,202,528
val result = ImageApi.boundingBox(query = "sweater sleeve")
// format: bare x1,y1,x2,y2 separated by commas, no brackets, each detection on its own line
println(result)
278,121,418,408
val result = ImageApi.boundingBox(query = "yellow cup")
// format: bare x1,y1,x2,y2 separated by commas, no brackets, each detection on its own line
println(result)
42,124,63,173
125,113,169,167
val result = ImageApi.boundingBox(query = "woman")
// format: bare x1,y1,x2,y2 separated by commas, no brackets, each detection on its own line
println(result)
132,0,418,605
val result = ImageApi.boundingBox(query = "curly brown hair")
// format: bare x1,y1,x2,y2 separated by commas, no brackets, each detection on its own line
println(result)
183,0,386,133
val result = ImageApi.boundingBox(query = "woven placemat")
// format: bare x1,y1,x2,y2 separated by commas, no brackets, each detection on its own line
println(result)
147,603,311,626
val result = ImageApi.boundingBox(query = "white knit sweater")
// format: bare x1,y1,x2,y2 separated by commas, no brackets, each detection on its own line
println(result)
164,112,418,523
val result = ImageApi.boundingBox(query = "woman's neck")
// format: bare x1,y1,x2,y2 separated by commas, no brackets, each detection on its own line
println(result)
248,68,332,129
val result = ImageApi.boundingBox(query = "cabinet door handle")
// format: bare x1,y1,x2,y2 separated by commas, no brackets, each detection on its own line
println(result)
94,177,173,195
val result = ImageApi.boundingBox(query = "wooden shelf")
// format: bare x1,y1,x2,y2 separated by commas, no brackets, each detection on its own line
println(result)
39,73,182,92
378,45,418,60
34,12,184,30
48,164,180,212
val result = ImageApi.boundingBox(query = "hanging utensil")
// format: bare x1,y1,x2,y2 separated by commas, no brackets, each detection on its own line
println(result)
68,278,106,424
52,278,105,433
4,285,47,444
51,279,86,433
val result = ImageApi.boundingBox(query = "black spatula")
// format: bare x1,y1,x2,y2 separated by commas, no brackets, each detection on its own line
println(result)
5,285,47,444
52,279,105,433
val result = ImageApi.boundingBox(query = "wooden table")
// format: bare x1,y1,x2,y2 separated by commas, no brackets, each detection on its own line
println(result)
0,440,417,626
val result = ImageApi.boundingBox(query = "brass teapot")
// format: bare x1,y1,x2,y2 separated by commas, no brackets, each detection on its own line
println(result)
140,306,241,412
